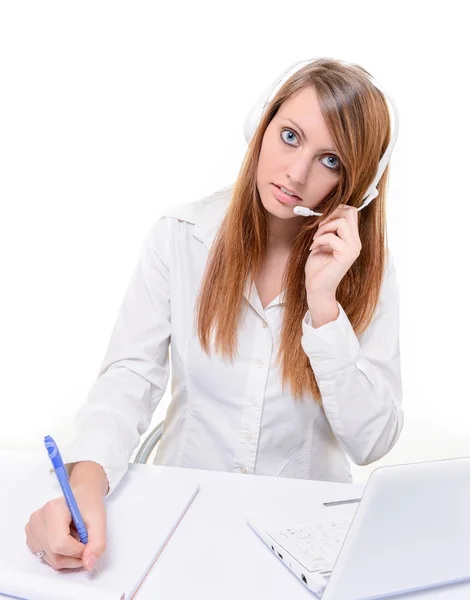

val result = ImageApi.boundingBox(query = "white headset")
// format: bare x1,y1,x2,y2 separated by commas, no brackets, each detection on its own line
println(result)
243,58,399,217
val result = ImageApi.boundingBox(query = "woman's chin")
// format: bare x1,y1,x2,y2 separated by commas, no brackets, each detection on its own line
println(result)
268,199,298,218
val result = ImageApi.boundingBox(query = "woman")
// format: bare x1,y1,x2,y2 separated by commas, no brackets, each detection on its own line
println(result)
25,57,403,572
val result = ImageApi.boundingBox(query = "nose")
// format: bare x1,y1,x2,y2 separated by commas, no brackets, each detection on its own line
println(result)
286,154,311,187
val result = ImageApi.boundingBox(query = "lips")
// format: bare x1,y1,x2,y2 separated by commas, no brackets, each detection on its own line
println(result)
272,184,303,206
274,184,302,201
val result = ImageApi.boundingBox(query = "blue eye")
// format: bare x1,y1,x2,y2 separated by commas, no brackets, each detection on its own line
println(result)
280,129,340,171
280,128,298,145
320,155,340,171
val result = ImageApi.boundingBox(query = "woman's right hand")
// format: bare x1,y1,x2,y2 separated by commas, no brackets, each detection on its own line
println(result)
24,485,107,571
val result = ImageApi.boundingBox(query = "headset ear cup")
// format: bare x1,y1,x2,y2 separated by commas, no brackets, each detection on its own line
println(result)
243,83,272,144
243,108,259,144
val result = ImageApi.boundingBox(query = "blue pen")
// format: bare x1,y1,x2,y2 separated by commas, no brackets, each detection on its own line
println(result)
44,435,88,545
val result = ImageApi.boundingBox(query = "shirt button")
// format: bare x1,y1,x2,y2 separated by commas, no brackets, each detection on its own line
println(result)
251,396,257,406
246,432,253,441
262,321,268,328
257,359,264,367
239,467,248,474
311,354,323,362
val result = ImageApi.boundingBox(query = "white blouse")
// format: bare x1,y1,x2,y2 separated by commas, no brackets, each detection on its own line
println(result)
61,184,404,496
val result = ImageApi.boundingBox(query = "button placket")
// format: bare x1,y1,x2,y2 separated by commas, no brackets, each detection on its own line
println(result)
234,315,272,475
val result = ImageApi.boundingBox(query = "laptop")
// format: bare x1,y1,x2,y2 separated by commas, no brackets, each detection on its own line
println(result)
246,456,470,599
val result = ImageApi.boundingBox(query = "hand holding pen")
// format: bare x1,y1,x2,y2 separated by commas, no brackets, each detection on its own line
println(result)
24,436,108,571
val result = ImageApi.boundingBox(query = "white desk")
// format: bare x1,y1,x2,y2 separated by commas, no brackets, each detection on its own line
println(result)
2,453,470,599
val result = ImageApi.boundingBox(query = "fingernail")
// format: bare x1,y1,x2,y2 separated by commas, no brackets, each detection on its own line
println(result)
86,555,96,571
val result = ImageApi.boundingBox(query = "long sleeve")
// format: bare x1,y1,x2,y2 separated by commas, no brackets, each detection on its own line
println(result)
300,252,403,466
60,216,172,496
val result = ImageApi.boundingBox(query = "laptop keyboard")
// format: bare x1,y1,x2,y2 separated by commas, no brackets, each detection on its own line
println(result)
268,518,352,573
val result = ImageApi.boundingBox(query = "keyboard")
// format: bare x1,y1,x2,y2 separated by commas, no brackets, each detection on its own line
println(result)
268,518,352,574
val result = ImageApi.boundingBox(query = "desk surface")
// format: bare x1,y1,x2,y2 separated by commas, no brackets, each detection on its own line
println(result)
2,452,470,600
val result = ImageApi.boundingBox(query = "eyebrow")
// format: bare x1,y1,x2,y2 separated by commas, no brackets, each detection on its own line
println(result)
284,118,338,154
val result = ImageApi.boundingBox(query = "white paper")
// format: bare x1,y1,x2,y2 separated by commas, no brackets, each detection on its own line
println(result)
0,458,199,600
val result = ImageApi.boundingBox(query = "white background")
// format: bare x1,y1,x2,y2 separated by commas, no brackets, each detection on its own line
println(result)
1,1,468,484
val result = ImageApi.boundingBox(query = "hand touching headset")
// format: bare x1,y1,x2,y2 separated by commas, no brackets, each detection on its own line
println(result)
243,58,400,300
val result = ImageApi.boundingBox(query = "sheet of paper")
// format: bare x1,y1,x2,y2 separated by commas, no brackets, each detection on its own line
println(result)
0,457,199,600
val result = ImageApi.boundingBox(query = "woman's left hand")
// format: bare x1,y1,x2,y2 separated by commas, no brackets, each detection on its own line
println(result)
305,204,362,297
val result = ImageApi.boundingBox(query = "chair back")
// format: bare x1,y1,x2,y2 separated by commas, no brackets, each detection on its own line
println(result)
134,419,165,464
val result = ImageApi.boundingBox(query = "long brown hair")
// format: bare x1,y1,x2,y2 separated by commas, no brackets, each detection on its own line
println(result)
194,58,392,405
